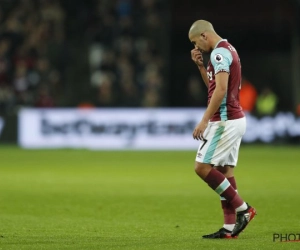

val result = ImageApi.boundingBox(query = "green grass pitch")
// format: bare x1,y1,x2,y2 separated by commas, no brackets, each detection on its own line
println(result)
1,145,300,250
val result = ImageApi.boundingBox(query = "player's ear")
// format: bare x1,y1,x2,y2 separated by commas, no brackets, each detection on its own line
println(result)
200,32,207,40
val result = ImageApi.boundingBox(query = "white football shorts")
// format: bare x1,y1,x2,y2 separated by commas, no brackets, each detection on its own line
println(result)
195,117,246,167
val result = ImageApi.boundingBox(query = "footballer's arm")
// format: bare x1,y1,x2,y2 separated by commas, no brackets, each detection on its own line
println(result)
193,72,228,140
198,65,209,88
191,48,209,88
202,72,228,121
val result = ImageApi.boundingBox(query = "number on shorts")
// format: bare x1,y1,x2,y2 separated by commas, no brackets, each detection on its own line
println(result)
200,139,208,151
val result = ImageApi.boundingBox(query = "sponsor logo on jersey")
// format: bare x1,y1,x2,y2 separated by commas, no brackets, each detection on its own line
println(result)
207,71,213,80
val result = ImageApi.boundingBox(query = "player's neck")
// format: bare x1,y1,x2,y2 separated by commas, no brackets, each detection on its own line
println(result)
210,35,223,50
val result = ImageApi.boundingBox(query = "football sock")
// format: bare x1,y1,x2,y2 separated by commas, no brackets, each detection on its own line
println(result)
220,176,237,227
204,168,244,209
235,202,248,212
227,176,237,192
223,224,235,231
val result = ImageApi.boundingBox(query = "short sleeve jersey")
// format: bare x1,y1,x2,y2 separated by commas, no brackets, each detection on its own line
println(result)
206,39,244,121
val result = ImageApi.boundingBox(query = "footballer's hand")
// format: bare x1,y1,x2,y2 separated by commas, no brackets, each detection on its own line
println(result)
193,120,208,140
191,48,204,67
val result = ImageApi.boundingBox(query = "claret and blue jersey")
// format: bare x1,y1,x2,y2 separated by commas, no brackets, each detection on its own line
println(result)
206,39,245,121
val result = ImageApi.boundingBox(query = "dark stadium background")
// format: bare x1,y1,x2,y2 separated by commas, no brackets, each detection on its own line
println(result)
0,0,299,144
170,0,299,110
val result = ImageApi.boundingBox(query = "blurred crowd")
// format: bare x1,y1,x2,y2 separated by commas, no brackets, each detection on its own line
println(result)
185,74,280,116
86,0,169,107
0,0,169,114
239,77,278,116
0,0,67,115
0,0,296,116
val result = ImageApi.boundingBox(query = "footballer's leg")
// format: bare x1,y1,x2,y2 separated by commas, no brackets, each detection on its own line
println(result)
216,167,257,238
195,162,244,239
216,166,237,233
221,119,257,237
195,119,256,238
200,166,239,239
